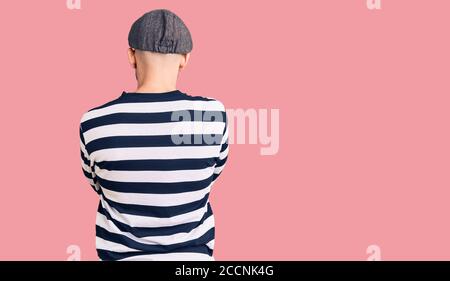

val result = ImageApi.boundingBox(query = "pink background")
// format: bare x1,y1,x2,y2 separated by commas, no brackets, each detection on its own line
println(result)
1,0,450,260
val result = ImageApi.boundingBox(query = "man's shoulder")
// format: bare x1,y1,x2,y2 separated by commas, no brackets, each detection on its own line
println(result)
79,91,227,124
182,92,226,111
87,96,123,112
79,95,123,124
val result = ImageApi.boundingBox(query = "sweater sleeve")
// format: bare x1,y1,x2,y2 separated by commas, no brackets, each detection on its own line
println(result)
212,112,229,183
79,123,100,195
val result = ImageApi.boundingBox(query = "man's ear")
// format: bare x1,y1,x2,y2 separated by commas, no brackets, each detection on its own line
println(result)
127,48,137,69
179,53,191,70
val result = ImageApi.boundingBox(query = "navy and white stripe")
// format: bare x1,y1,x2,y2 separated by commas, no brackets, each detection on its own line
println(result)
79,90,228,261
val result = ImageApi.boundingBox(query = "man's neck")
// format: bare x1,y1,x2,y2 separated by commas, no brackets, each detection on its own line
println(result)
134,82,177,94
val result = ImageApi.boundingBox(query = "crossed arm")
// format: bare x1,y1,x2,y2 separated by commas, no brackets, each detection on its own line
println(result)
79,124,100,194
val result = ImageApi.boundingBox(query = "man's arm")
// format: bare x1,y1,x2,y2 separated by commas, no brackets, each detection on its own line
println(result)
212,112,229,183
79,123,100,194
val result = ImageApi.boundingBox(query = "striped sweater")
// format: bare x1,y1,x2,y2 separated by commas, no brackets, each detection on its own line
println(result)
79,90,228,261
